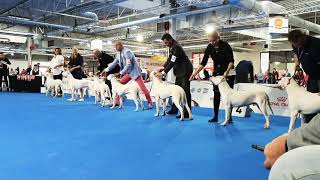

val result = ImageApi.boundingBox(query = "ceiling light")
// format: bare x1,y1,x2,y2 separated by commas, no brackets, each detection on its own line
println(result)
154,39,162,43
205,25,215,34
130,26,140,30
136,35,144,42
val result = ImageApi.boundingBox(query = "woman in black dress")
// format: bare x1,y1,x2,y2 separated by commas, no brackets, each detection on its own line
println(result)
68,47,84,99
68,47,84,80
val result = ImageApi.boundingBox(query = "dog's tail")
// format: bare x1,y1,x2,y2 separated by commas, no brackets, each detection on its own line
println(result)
266,94,274,115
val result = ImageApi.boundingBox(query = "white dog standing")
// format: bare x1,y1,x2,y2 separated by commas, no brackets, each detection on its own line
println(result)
211,76,273,128
63,71,92,102
107,74,144,111
150,71,193,121
278,77,320,132
91,76,112,107
45,73,64,98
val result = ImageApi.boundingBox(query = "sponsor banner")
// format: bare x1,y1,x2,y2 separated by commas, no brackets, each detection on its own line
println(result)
138,55,167,71
235,83,289,116
17,75,36,81
268,14,289,34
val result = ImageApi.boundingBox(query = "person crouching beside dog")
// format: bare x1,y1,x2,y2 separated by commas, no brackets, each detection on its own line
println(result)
190,31,235,123
156,33,193,119
103,41,153,109
93,49,120,104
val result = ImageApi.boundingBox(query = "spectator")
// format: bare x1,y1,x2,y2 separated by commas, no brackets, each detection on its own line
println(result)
272,68,279,84
293,68,306,87
26,65,32,75
32,65,39,75
256,70,264,83
21,69,27,75
284,69,291,77
15,67,19,74
263,71,269,83
264,114,320,169
9,68,15,76
0,52,11,91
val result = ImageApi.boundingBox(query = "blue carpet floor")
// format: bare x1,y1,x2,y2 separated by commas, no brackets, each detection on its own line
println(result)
0,92,291,180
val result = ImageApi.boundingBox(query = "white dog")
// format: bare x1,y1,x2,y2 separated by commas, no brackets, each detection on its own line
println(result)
62,71,92,102
278,77,320,132
150,71,193,121
211,76,273,128
45,73,64,98
107,74,144,111
91,76,112,107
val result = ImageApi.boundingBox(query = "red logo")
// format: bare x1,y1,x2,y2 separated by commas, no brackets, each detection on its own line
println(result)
277,97,287,102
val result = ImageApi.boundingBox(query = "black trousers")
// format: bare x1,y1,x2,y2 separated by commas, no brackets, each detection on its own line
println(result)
0,71,9,90
53,73,63,94
105,79,113,100
213,75,235,118
236,74,249,83
170,75,192,114
304,79,320,123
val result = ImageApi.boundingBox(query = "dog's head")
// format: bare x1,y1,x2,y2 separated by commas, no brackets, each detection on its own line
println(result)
62,71,71,78
44,71,53,78
149,70,162,81
106,74,114,81
277,77,291,89
210,76,225,85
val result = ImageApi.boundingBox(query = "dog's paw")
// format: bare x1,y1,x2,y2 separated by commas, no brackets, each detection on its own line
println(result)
110,106,115,109
220,122,227,126
134,109,138,112
162,113,166,116
179,118,184,121
154,113,159,117
264,123,270,129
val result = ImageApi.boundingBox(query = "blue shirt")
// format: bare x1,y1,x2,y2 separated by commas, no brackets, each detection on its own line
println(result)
107,47,141,80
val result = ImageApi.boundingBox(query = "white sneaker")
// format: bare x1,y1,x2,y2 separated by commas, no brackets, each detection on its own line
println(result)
78,98,85,102
68,98,74,101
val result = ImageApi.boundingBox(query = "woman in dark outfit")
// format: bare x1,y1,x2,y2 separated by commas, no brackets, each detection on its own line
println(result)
68,47,84,80
68,47,84,97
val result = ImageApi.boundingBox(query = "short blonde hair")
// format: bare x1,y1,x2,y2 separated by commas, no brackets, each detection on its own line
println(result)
208,31,220,39
72,47,78,54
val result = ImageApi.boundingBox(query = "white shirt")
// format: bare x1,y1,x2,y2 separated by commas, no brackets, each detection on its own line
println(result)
50,55,64,75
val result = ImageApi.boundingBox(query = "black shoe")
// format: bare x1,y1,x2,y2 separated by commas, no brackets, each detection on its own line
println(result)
208,117,218,123
167,109,178,115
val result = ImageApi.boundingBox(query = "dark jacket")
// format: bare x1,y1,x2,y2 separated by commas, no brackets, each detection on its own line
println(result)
97,52,120,74
201,40,234,75
293,35,320,80
0,58,11,74
163,40,193,77
68,53,84,79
